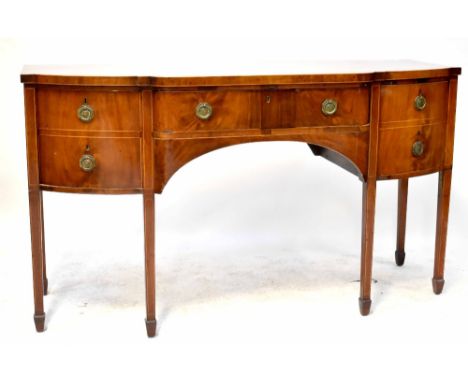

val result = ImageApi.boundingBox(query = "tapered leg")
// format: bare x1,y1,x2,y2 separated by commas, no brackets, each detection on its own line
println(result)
39,191,48,295
28,188,45,332
395,178,408,266
433,170,452,295
143,192,157,337
359,179,377,316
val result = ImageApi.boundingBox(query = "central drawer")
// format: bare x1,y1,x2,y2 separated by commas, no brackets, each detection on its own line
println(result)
262,86,370,129
154,90,261,132
154,86,370,133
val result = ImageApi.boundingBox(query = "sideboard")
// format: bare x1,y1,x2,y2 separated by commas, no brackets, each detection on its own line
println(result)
21,62,461,337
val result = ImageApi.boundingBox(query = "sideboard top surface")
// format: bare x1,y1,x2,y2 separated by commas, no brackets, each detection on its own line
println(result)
21,60,461,87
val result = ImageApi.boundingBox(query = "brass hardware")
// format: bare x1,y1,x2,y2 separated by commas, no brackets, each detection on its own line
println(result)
412,140,425,157
195,102,213,120
321,99,338,116
77,101,94,122
414,94,427,111
79,154,96,172
266,95,271,104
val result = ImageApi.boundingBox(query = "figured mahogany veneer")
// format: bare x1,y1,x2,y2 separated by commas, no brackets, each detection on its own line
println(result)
378,81,449,178
154,90,262,132
36,88,141,131
21,62,461,337
38,135,142,191
262,86,370,129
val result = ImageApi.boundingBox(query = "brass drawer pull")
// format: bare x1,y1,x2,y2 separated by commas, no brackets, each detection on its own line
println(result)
322,99,338,116
414,94,427,111
195,102,213,120
412,140,425,157
77,101,94,122
79,153,96,172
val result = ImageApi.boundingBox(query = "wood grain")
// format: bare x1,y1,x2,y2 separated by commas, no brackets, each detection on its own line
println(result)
24,86,46,332
153,127,369,193
21,64,461,335
154,90,261,132
380,81,448,124
433,169,452,294
295,87,370,126
21,62,461,87
395,178,408,266
377,122,445,177
36,88,141,131
359,83,380,316
142,90,157,337
38,135,142,190
432,76,459,295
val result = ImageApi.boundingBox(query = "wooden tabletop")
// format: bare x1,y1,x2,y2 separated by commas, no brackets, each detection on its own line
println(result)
21,60,461,87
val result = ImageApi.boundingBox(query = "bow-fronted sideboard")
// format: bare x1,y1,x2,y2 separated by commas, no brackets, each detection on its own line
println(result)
21,62,461,337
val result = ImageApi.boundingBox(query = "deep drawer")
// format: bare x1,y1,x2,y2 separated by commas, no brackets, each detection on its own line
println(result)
38,135,142,190
377,122,445,177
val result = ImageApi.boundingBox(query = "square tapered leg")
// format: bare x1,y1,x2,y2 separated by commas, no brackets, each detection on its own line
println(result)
29,188,46,332
433,170,452,294
143,192,157,337
395,178,408,266
359,179,377,316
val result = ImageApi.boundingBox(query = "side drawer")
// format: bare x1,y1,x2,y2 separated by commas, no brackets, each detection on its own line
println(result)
377,122,445,177
38,135,142,190
380,81,448,124
154,90,261,132
36,88,141,131
378,81,449,177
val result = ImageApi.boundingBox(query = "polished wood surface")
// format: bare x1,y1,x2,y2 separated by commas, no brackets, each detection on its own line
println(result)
380,81,448,122
262,86,369,129
155,90,261,132
378,81,449,178
433,170,452,294
21,61,461,86
153,126,369,193
38,135,142,190
142,90,157,337
395,178,409,266
359,83,380,316
432,77,459,294
21,62,461,337
378,121,445,177
24,86,46,332
36,88,141,131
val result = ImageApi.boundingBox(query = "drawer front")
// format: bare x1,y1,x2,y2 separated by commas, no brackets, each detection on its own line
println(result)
38,135,142,189
36,88,141,131
377,123,445,177
262,87,370,129
380,81,448,124
154,90,261,132
378,81,449,177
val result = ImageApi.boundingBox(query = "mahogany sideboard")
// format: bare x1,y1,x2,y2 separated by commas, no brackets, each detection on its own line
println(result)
21,62,461,337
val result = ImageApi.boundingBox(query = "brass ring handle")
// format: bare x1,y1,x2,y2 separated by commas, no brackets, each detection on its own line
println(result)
414,94,427,111
321,99,338,116
412,140,425,157
77,103,94,122
79,154,96,172
195,102,213,120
